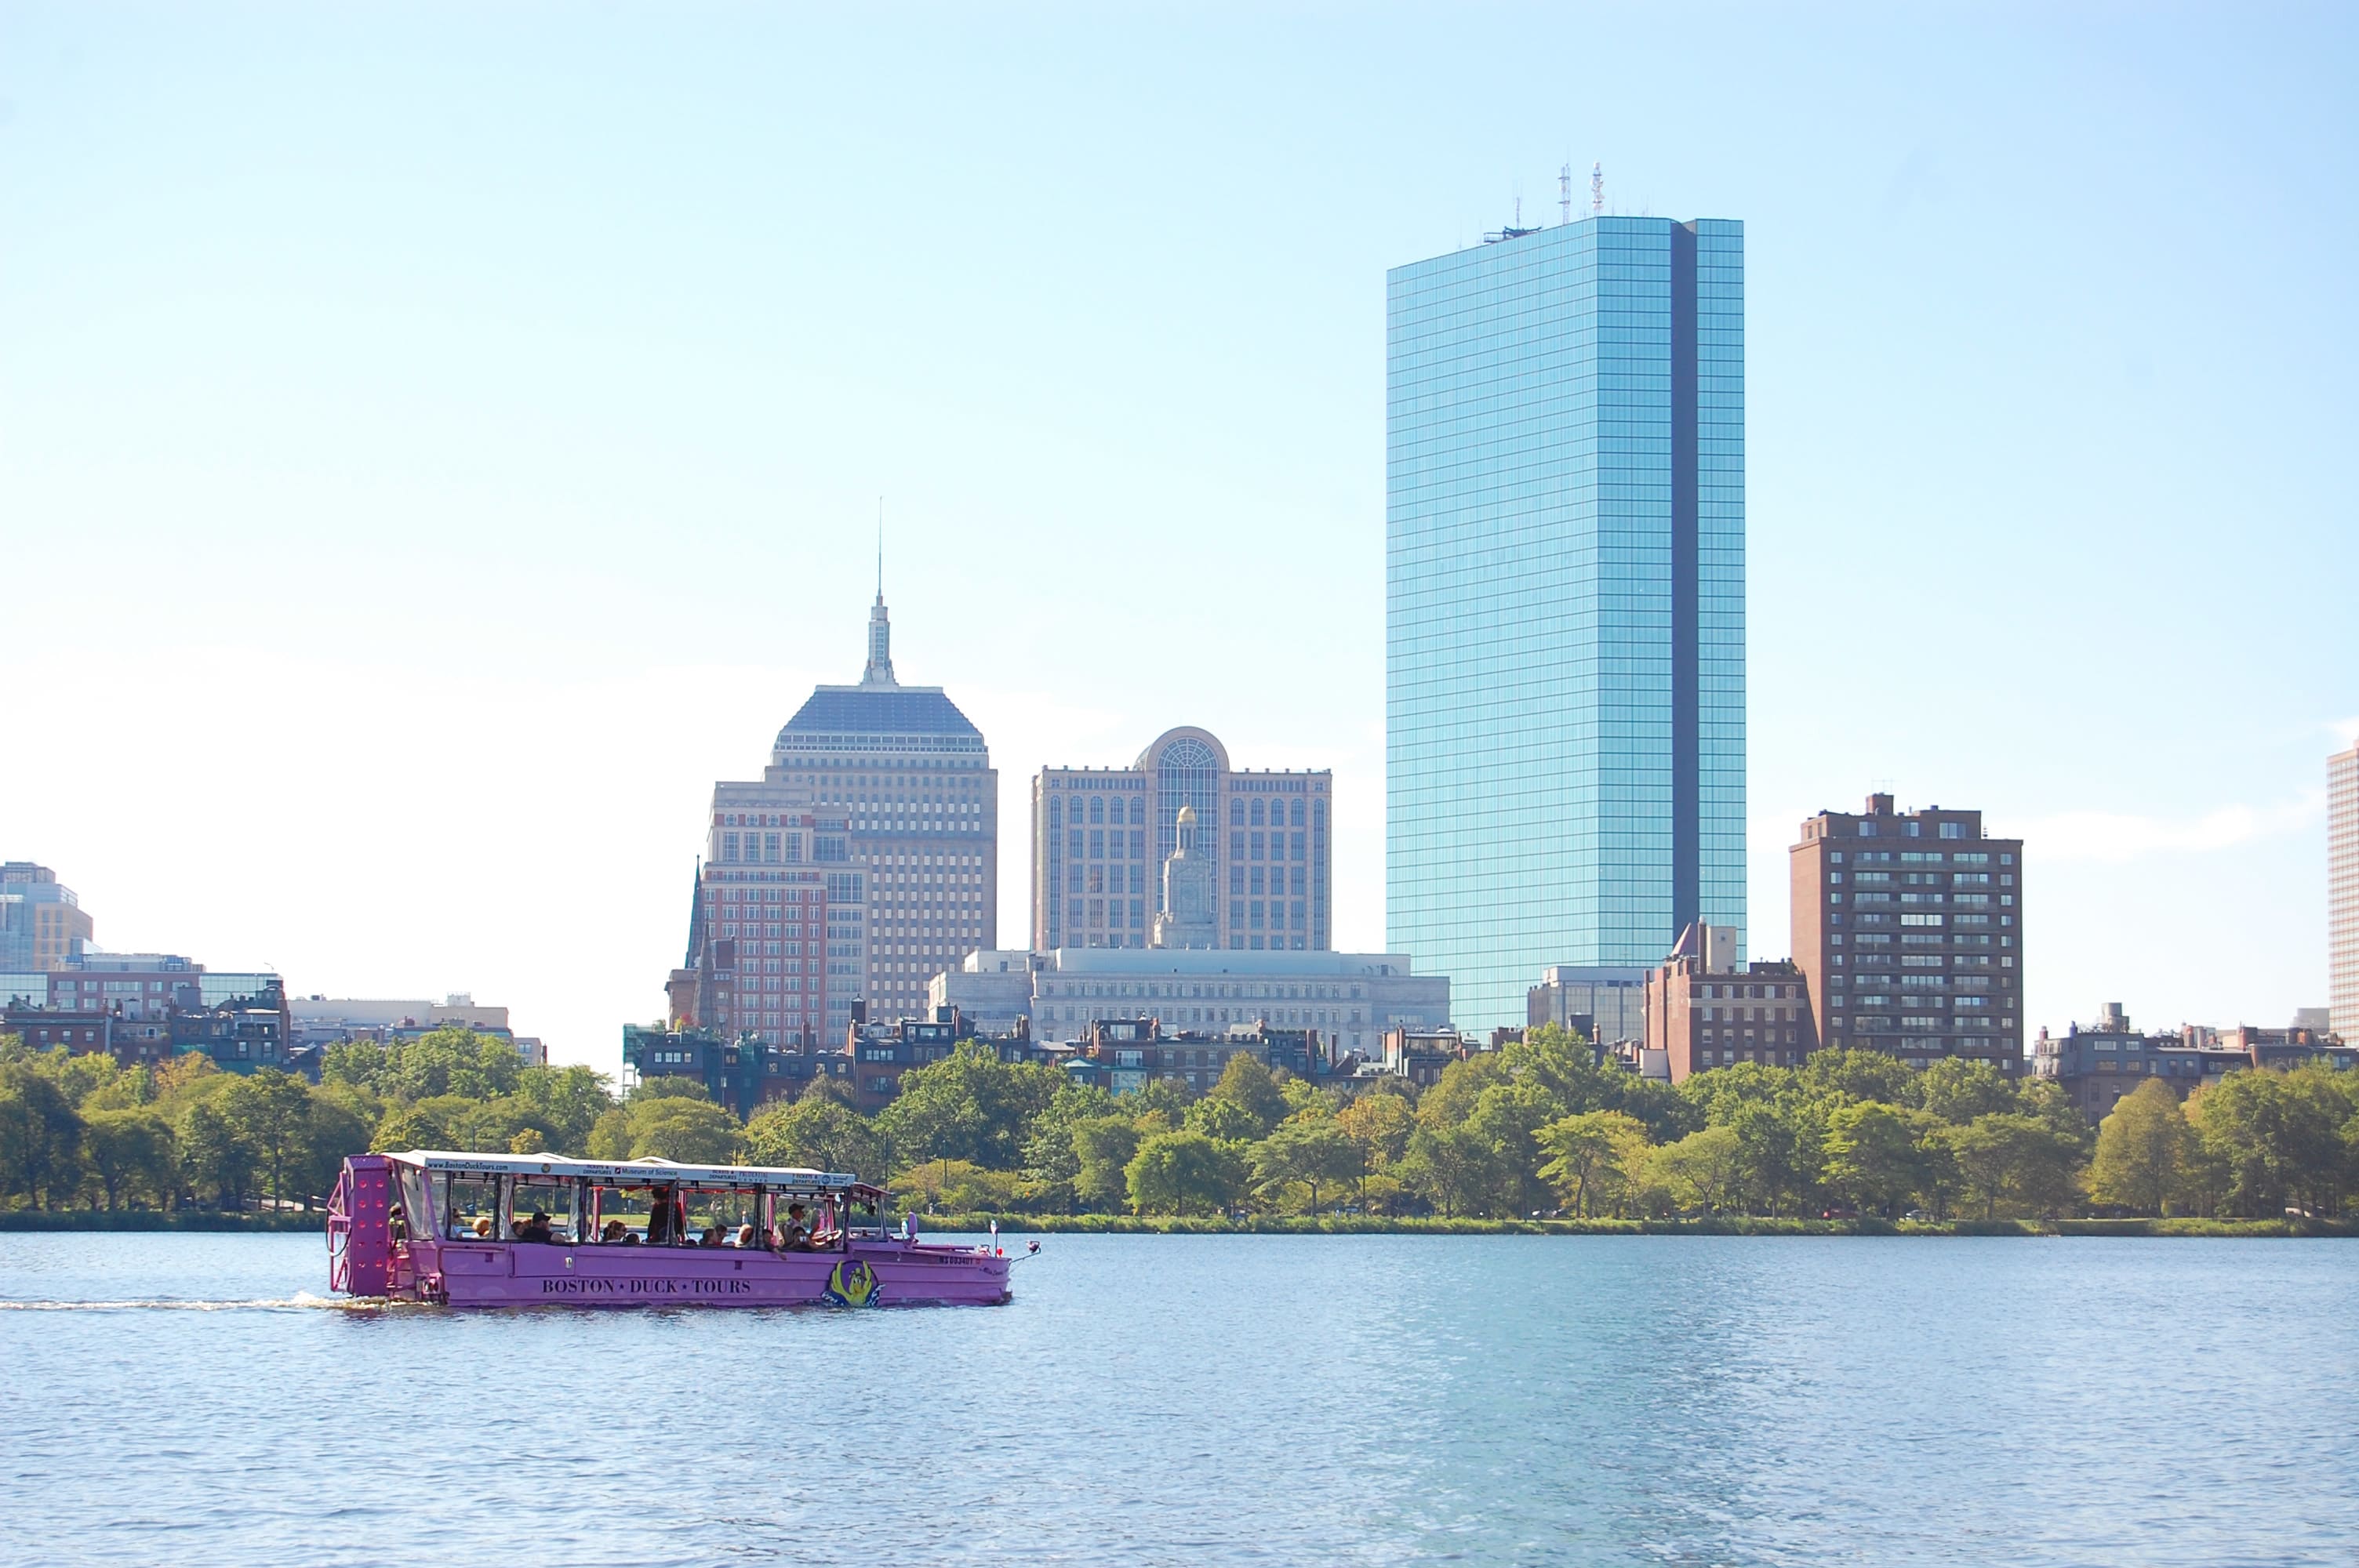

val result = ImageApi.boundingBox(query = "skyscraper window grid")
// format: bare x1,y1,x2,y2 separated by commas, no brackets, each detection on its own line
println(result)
1386,216,1745,1030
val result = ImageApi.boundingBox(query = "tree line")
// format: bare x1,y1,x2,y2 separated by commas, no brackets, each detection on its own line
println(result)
6,1022,2354,1221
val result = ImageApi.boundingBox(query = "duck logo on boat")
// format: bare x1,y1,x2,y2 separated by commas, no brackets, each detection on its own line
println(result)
822,1258,882,1308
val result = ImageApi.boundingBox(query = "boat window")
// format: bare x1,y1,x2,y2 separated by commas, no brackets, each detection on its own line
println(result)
508,1176,577,1242
438,1173,500,1240
397,1163,431,1240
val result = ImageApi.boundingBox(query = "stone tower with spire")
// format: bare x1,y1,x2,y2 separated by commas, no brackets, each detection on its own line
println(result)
1151,805,1219,949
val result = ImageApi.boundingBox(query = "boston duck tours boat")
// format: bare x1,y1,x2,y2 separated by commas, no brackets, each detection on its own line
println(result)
327,1150,1014,1307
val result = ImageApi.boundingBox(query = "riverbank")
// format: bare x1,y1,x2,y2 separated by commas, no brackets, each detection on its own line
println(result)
920,1213,2358,1238
0,1210,321,1232
4,1210,2347,1237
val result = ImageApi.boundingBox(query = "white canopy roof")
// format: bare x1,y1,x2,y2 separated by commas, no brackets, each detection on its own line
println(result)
391,1151,867,1191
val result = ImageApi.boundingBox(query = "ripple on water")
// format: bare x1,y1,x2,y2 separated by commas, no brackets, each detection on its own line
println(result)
0,1232,2354,1567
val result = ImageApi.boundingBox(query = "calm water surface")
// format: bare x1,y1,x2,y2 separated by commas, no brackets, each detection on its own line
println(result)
0,1232,2352,1566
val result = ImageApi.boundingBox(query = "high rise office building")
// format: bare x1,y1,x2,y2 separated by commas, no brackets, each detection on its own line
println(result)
679,587,998,1037
2331,742,2359,1040
1387,215,1746,1029
1031,728,1331,953
0,862,93,973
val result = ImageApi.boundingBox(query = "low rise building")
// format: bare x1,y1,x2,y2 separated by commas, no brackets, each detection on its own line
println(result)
621,1024,844,1118
1643,923,1819,1083
1053,1017,1345,1097
1527,964,1648,1046
290,993,545,1066
5,954,292,1073
1383,1025,1478,1087
2034,1005,2357,1123
933,946,1448,1059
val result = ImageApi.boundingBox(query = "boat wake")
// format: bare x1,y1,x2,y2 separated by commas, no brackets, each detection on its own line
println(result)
0,1291,416,1313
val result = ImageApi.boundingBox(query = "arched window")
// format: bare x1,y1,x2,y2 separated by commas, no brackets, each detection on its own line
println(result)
1290,798,1305,827
1154,736,1220,900
1049,798,1062,829
1312,800,1325,829
1229,798,1245,826
1251,798,1265,827
1090,797,1104,824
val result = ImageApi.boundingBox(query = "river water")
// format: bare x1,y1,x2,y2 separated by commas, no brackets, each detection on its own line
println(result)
0,1232,2351,1566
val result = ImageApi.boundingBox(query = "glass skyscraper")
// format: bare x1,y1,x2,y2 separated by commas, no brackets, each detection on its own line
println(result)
1387,216,1745,1030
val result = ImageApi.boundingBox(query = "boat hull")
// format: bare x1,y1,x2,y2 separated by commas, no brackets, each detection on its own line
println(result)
394,1237,1011,1308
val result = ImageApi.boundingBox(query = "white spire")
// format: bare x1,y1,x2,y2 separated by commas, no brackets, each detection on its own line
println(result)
862,499,896,686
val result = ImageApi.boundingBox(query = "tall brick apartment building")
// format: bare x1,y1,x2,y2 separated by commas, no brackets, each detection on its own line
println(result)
1791,793,2024,1074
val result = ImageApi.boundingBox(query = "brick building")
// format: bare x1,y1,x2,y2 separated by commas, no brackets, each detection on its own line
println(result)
1792,793,2023,1074
1641,922,1817,1083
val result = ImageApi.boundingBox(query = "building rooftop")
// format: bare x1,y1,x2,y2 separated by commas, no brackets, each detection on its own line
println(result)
1046,948,1422,978
773,684,983,749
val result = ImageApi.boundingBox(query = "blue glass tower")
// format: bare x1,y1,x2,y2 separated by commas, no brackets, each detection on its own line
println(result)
1387,216,1745,1030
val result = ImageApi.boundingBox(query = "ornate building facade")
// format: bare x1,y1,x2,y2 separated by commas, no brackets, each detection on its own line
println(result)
1030,727,1331,953
672,586,998,1041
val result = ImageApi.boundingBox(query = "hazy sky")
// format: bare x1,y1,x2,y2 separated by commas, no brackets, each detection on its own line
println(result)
4,4,2354,1066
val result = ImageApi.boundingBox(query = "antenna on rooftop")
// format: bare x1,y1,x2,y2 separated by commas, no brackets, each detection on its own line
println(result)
1591,162,1604,217
1560,162,1573,225
875,497,884,599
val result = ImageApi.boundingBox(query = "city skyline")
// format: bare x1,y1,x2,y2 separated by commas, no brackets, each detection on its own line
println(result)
4,7,2354,1064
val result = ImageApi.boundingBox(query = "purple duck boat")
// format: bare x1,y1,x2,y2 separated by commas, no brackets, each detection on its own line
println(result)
327,1151,1012,1308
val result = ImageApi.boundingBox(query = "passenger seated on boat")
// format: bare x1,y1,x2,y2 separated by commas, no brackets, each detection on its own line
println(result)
699,1227,724,1248
473,1218,495,1239
514,1212,554,1244
736,1224,758,1248
600,1219,628,1243
777,1203,815,1251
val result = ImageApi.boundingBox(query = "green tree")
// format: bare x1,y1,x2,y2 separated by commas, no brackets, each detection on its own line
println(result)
1464,1080,1562,1218
0,1060,85,1210
877,1041,1061,1174
585,1105,632,1160
1947,1110,2082,1219
1649,1124,1744,1214
221,1070,314,1209
623,1096,740,1163
1019,1081,1117,1197
1914,1059,2019,1124
1184,1094,1264,1142
81,1108,176,1210
1335,1091,1415,1192
1399,1123,1495,1218
744,1095,884,1178
2087,1079,2192,1215
1724,1098,1822,1216
176,1098,256,1210
1249,1119,1358,1214
508,1065,616,1154
1207,1054,1290,1138
1125,1130,1246,1216
1536,1109,1650,1217
1801,1048,1918,1109
1823,1102,1931,1216
1071,1116,1143,1211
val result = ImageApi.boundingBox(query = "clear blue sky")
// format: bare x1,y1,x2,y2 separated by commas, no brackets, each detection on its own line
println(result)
3,3,2353,1065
